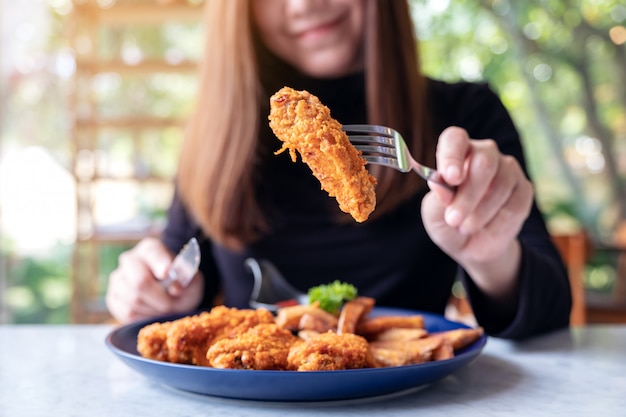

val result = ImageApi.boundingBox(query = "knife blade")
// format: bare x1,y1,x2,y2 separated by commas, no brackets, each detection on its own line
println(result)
161,237,200,290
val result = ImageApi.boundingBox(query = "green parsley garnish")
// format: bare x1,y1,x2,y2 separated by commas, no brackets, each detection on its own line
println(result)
308,280,357,314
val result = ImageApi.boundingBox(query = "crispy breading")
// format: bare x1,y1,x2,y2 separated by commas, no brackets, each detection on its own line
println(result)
136,320,173,362
136,306,275,366
206,323,299,370
162,312,215,366
269,86,377,222
166,307,275,366
287,331,374,371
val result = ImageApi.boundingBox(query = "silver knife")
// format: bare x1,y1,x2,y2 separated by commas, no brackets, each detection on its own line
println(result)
161,237,201,290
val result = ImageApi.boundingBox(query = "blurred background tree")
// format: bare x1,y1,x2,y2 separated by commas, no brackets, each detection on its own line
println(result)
1,0,624,323
413,0,626,240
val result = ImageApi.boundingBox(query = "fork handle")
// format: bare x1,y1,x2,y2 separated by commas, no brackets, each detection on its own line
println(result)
413,163,456,192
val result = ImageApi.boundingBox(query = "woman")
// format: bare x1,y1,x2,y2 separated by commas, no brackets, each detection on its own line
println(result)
106,0,571,339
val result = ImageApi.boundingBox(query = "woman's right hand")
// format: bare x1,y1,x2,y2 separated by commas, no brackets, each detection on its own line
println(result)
105,237,204,324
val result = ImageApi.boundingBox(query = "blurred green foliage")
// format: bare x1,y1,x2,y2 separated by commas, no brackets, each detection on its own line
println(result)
4,244,72,324
3,241,135,324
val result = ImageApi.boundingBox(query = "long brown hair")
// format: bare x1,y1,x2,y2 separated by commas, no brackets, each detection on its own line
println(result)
178,0,432,250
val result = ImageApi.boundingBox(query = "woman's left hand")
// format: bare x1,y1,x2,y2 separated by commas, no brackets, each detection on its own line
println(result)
421,126,534,303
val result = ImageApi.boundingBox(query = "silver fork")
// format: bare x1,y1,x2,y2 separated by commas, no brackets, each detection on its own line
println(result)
342,124,454,191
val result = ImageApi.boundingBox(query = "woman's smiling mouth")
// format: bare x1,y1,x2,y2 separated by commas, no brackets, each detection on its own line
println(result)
294,14,347,44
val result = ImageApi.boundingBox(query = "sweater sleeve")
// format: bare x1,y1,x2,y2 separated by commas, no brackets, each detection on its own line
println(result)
432,80,572,339
462,202,572,339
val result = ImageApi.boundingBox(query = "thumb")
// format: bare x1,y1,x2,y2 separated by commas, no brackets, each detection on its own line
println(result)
428,180,455,206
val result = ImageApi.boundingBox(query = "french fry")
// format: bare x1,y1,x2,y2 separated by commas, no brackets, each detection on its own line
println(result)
431,327,484,350
372,327,428,342
297,329,321,341
299,313,337,333
369,336,442,367
275,304,338,331
337,299,367,334
356,315,425,338
368,346,412,367
352,296,376,314
269,300,484,370
432,340,455,361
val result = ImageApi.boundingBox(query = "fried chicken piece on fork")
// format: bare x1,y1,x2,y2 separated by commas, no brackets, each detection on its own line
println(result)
269,86,377,222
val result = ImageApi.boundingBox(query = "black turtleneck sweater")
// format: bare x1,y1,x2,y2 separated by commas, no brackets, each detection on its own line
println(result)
161,62,571,340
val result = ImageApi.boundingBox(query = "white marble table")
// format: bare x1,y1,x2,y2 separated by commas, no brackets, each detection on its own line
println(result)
0,324,625,416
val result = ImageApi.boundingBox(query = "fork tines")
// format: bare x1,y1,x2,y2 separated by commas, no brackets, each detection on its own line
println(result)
343,124,454,189
342,125,401,167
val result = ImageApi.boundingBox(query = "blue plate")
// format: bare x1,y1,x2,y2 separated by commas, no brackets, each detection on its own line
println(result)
105,307,487,402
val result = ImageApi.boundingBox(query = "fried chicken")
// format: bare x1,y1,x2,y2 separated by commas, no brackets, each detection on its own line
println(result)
287,331,374,371
269,86,377,222
136,306,275,366
206,323,299,370
136,320,173,362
